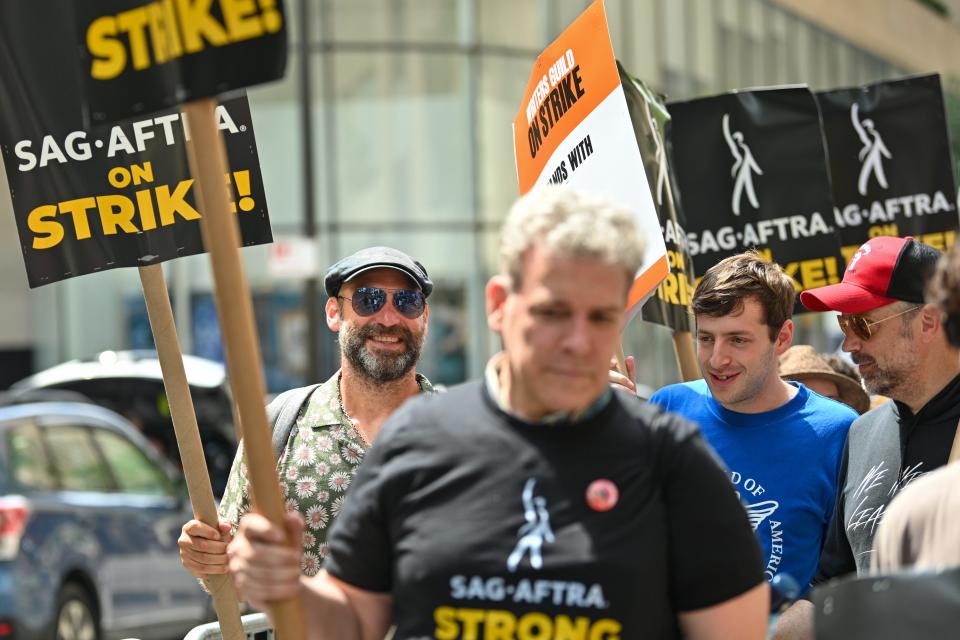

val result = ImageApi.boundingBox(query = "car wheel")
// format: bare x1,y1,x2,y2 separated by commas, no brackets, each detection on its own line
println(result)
53,583,99,640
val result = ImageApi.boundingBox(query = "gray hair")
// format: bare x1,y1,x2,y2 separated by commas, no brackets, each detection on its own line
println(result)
499,186,646,290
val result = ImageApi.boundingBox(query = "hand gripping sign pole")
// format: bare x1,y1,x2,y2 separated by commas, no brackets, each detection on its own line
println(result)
183,98,306,640
2,3,292,636
138,264,245,640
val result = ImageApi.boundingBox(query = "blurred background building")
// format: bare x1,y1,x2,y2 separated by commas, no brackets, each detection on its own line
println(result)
2,0,960,392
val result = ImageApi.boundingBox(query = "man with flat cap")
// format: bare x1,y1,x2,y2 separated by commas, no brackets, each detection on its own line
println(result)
178,246,435,579
773,236,960,640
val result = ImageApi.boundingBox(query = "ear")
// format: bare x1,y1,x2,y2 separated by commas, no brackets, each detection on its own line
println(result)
325,297,341,332
774,318,794,356
486,275,511,333
919,303,941,342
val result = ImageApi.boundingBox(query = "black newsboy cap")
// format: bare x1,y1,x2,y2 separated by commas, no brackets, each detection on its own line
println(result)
324,246,433,298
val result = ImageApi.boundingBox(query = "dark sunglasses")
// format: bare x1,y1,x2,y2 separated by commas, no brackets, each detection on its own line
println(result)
337,287,426,319
837,305,921,341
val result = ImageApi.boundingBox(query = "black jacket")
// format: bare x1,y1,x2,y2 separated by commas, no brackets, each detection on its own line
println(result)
813,373,960,583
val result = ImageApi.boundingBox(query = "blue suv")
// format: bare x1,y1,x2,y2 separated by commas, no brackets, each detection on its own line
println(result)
0,400,212,640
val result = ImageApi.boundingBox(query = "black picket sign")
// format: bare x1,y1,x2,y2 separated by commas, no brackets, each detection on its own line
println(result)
816,74,958,263
73,0,288,124
618,64,694,332
668,87,843,310
0,4,272,288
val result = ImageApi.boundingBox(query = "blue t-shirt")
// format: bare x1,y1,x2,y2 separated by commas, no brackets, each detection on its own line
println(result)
649,380,855,593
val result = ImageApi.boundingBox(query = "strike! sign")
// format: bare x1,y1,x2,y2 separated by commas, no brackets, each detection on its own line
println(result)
2,96,271,288
668,87,843,309
512,0,667,320
75,0,287,123
0,3,272,288
816,74,958,263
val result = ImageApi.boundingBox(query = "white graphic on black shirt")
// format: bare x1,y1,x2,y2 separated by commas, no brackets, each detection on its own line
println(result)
846,461,924,559
506,478,555,572
746,500,780,531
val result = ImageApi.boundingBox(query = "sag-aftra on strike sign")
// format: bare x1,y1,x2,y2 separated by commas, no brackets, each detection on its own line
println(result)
75,0,288,123
0,3,274,287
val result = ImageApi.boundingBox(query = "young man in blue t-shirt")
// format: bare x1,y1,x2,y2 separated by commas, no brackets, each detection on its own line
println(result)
650,253,856,596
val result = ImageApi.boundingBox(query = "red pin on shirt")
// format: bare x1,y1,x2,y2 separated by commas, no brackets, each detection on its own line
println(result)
586,479,619,512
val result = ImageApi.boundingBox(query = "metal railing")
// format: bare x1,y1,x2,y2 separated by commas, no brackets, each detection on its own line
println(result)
184,613,274,640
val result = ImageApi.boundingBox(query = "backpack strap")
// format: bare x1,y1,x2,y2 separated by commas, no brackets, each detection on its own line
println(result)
267,383,323,462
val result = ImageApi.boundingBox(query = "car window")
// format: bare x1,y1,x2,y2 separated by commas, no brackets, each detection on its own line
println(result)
43,425,115,492
6,422,57,490
92,428,174,496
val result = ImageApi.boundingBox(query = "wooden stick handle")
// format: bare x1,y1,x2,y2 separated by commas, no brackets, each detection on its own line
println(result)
184,98,306,640
671,330,700,382
138,264,244,640
614,344,627,375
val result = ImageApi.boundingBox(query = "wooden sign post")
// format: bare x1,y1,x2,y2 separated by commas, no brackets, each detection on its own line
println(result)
672,331,700,382
184,98,306,640
2,4,295,636
139,264,244,640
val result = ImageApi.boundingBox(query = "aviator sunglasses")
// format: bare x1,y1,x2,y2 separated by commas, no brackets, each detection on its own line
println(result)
337,287,426,319
837,305,921,341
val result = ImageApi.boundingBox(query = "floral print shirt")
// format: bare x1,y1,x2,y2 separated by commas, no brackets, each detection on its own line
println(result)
218,370,433,576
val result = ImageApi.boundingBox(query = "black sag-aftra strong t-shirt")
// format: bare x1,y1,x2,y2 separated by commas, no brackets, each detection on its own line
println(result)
325,381,764,639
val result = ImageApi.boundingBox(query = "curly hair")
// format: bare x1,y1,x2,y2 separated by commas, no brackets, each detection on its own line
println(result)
926,241,960,347
499,186,646,291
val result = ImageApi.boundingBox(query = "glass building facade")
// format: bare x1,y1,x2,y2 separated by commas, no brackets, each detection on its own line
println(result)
23,0,932,393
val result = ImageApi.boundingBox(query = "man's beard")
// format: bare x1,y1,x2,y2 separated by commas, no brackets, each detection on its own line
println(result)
339,322,424,382
853,324,917,397
852,353,912,397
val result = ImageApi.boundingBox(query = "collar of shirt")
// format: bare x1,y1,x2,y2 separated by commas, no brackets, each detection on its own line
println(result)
302,369,435,431
484,352,611,425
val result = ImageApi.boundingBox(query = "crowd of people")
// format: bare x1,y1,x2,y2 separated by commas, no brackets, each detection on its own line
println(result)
176,186,959,639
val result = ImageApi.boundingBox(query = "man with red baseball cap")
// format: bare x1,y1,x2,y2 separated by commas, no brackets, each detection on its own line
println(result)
773,236,960,640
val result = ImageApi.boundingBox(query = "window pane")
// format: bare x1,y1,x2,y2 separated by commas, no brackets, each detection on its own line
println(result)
92,429,173,496
327,0,465,44
331,52,471,223
44,426,114,492
619,0,659,90
550,0,593,42
690,0,717,95
7,422,56,491
248,53,303,232
479,0,545,49
478,55,531,222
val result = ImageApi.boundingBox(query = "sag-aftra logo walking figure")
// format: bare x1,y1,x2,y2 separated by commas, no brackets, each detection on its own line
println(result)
852,103,892,196
723,114,763,215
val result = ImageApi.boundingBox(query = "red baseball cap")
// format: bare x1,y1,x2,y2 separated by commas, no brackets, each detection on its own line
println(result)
800,236,942,314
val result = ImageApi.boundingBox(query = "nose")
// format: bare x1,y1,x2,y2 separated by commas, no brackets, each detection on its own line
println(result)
561,317,592,357
709,341,732,369
373,294,402,326
841,331,860,354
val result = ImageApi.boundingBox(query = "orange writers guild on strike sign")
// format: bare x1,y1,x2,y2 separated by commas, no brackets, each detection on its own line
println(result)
513,0,667,320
